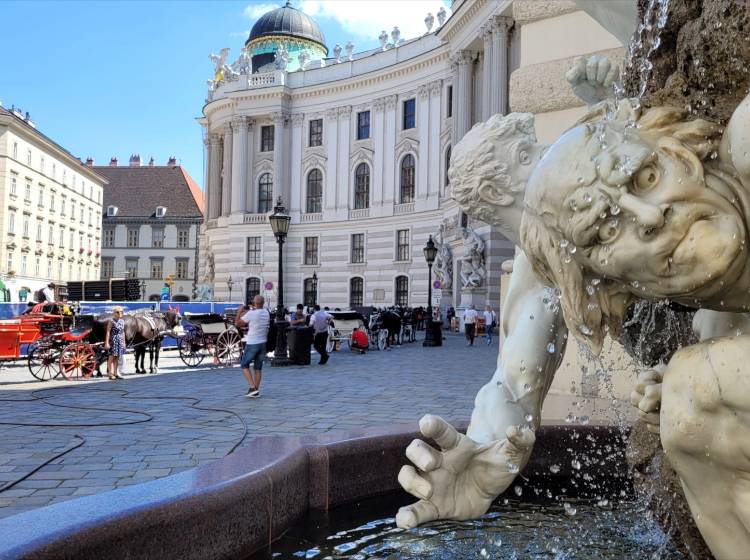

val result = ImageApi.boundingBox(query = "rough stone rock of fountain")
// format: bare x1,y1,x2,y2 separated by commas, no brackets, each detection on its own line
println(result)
623,0,750,123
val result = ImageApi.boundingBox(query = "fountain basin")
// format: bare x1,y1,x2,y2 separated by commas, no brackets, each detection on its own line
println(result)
0,424,631,560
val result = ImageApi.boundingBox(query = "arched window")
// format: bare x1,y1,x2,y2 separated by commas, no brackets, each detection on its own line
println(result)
306,169,322,213
350,277,364,307
445,146,451,188
400,154,415,204
354,163,370,210
303,277,317,307
258,173,273,213
245,277,261,304
395,276,409,306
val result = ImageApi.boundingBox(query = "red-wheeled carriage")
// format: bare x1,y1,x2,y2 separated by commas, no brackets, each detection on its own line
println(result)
0,302,100,381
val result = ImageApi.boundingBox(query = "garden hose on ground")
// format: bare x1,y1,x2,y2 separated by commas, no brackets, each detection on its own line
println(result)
0,384,249,495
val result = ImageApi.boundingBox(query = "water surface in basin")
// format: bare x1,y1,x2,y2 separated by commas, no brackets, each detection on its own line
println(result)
272,498,685,559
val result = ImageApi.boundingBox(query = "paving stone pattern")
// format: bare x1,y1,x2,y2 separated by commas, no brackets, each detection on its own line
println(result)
0,333,495,519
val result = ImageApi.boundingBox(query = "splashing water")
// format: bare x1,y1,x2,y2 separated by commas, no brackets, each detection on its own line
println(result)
623,0,671,99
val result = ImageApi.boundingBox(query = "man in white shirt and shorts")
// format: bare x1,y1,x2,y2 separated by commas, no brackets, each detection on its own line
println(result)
235,295,270,398
463,304,478,346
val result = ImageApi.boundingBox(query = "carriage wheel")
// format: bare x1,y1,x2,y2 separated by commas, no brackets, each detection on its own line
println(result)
59,343,97,380
178,335,206,367
377,330,388,351
326,330,338,354
28,345,62,381
215,329,242,366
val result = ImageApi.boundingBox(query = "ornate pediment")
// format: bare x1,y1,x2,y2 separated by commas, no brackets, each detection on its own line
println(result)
301,151,327,176
350,146,374,172
395,137,419,162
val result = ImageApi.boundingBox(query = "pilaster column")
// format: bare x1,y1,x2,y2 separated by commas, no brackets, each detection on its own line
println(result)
336,106,351,211
209,134,222,219
417,85,430,202
481,24,493,119
245,119,255,212
230,116,248,214
324,108,338,211
452,50,474,142
428,80,442,199
491,17,513,116
271,112,289,204
221,123,233,216
290,113,304,215
202,135,211,219
382,95,397,205
372,98,385,208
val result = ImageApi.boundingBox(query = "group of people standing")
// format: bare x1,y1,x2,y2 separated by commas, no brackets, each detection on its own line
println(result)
461,304,497,346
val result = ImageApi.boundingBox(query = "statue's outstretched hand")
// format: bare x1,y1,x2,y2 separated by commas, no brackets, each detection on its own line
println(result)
396,414,534,529
565,54,619,105
630,369,663,434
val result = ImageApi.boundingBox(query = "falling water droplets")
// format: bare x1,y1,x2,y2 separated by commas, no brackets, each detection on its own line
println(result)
506,460,519,474
546,342,556,353
514,485,523,497
549,464,561,474
525,413,534,423
563,502,577,517
571,459,581,470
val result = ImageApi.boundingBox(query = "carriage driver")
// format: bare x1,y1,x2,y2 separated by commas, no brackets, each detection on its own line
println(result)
235,295,270,398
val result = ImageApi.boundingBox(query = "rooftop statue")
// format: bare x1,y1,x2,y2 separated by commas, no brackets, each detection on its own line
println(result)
437,6,447,27
209,48,239,84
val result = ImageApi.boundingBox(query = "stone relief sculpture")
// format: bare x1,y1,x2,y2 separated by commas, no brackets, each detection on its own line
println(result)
204,250,215,284
458,226,485,289
398,39,750,557
433,226,452,291
274,45,289,71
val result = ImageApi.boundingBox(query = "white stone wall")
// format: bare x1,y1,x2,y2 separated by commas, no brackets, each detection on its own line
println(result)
0,117,104,300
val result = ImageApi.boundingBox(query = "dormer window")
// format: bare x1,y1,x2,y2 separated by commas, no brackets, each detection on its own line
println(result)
106,205,118,217
155,206,167,218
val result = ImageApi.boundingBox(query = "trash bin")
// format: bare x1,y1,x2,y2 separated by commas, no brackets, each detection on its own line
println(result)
287,326,313,365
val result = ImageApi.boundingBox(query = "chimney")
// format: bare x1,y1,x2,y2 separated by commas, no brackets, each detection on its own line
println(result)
129,154,141,167
85,157,94,167
109,157,118,167
167,156,177,167
148,157,155,166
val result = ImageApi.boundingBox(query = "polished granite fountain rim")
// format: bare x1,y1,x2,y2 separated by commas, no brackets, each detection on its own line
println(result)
0,423,628,560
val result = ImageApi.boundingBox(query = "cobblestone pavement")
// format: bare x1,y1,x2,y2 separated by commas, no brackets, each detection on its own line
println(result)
0,332,496,519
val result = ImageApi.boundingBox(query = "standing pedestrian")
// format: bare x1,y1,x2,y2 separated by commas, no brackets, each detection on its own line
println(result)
104,306,126,380
235,294,270,398
42,282,55,302
289,303,307,326
311,304,333,365
484,305,497,345
463,304,478,346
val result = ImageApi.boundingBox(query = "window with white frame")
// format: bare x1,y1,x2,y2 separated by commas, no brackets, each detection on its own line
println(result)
22,215,29,238
354,163,370,209
21,254,27,275
177,228,190,249
102,228,114,248
102,258,114,279
351,233,365,264
8,212,15,234
24,181,31,202
258,173,273,213
150,258,163,279
350,277,364,307
126,258,139,278
306,169,322,213
151,227,164,248
175,258,189,280
6,252,12,273
9,174,17,196
396,229,409,261
395,276,409,306
399,155,415,204
58,225,65,247
246,236,261,264
304,237,318,265
127,227,139,248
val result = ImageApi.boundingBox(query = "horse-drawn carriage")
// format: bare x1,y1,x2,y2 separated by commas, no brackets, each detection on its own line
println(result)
177,312,243,367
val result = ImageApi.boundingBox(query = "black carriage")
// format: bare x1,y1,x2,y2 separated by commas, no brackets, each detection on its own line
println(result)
178,312,243,367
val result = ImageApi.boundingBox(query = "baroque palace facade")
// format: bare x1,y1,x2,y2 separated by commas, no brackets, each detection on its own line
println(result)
199,0,626,309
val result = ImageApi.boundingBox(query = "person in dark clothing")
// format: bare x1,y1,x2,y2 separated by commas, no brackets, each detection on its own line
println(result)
310,304,333,365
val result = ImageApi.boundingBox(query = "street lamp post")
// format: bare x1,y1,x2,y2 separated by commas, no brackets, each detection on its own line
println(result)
227,275,235,302
269,197,291,366
422,235,441,347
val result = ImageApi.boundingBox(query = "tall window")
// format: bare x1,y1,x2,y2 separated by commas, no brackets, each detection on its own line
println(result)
22,215,29,238
309,118,323,147
304,236,319,265
303,277,317,307
6,252,12,273
103,228,115,248
35,257,40,277
245,277,261,304
127,227,139,248
9,174,17,196
175,259,189,279
152,227,165,248
258,173,273,212
445,146,452,188
395,276,409,306
354,163,370,210
400,154,415,203
357,111,370,140
447,85,453,118
50,192,55,211
58,225,65,247
246,236,261,264
396,229,410,261
60,196,66,215
150,258,163,279
102,259,114,279
48,224,54,245
403,98,416,129
12,142,17,159
177,228,190,249
36,220,42,241
8,212,15,234
350,277,364,307
38,186,44,207
21,254,27,275
126,258,139,278
24,181,31,202
306,169,322,213
260,125,274,152
351,233,365,264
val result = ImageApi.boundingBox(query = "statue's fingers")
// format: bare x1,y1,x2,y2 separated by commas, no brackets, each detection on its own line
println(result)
586,55,600,84
406,439,443,472
398,465,434,500
506,425,535,452
630,389,644,407
603,64,619,88
396,500,440,529
419,414,460,451
638,410,660,426
596,57,610,84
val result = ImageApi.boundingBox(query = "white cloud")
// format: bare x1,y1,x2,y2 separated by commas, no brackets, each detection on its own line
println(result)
299,0,451,44
243,3,281,20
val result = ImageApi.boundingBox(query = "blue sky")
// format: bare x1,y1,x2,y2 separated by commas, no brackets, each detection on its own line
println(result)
0,0,449,189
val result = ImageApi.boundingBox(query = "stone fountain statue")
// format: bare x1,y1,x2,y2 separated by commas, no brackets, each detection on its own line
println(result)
458,226,485,289
397,7,750,553
433,225,452,291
